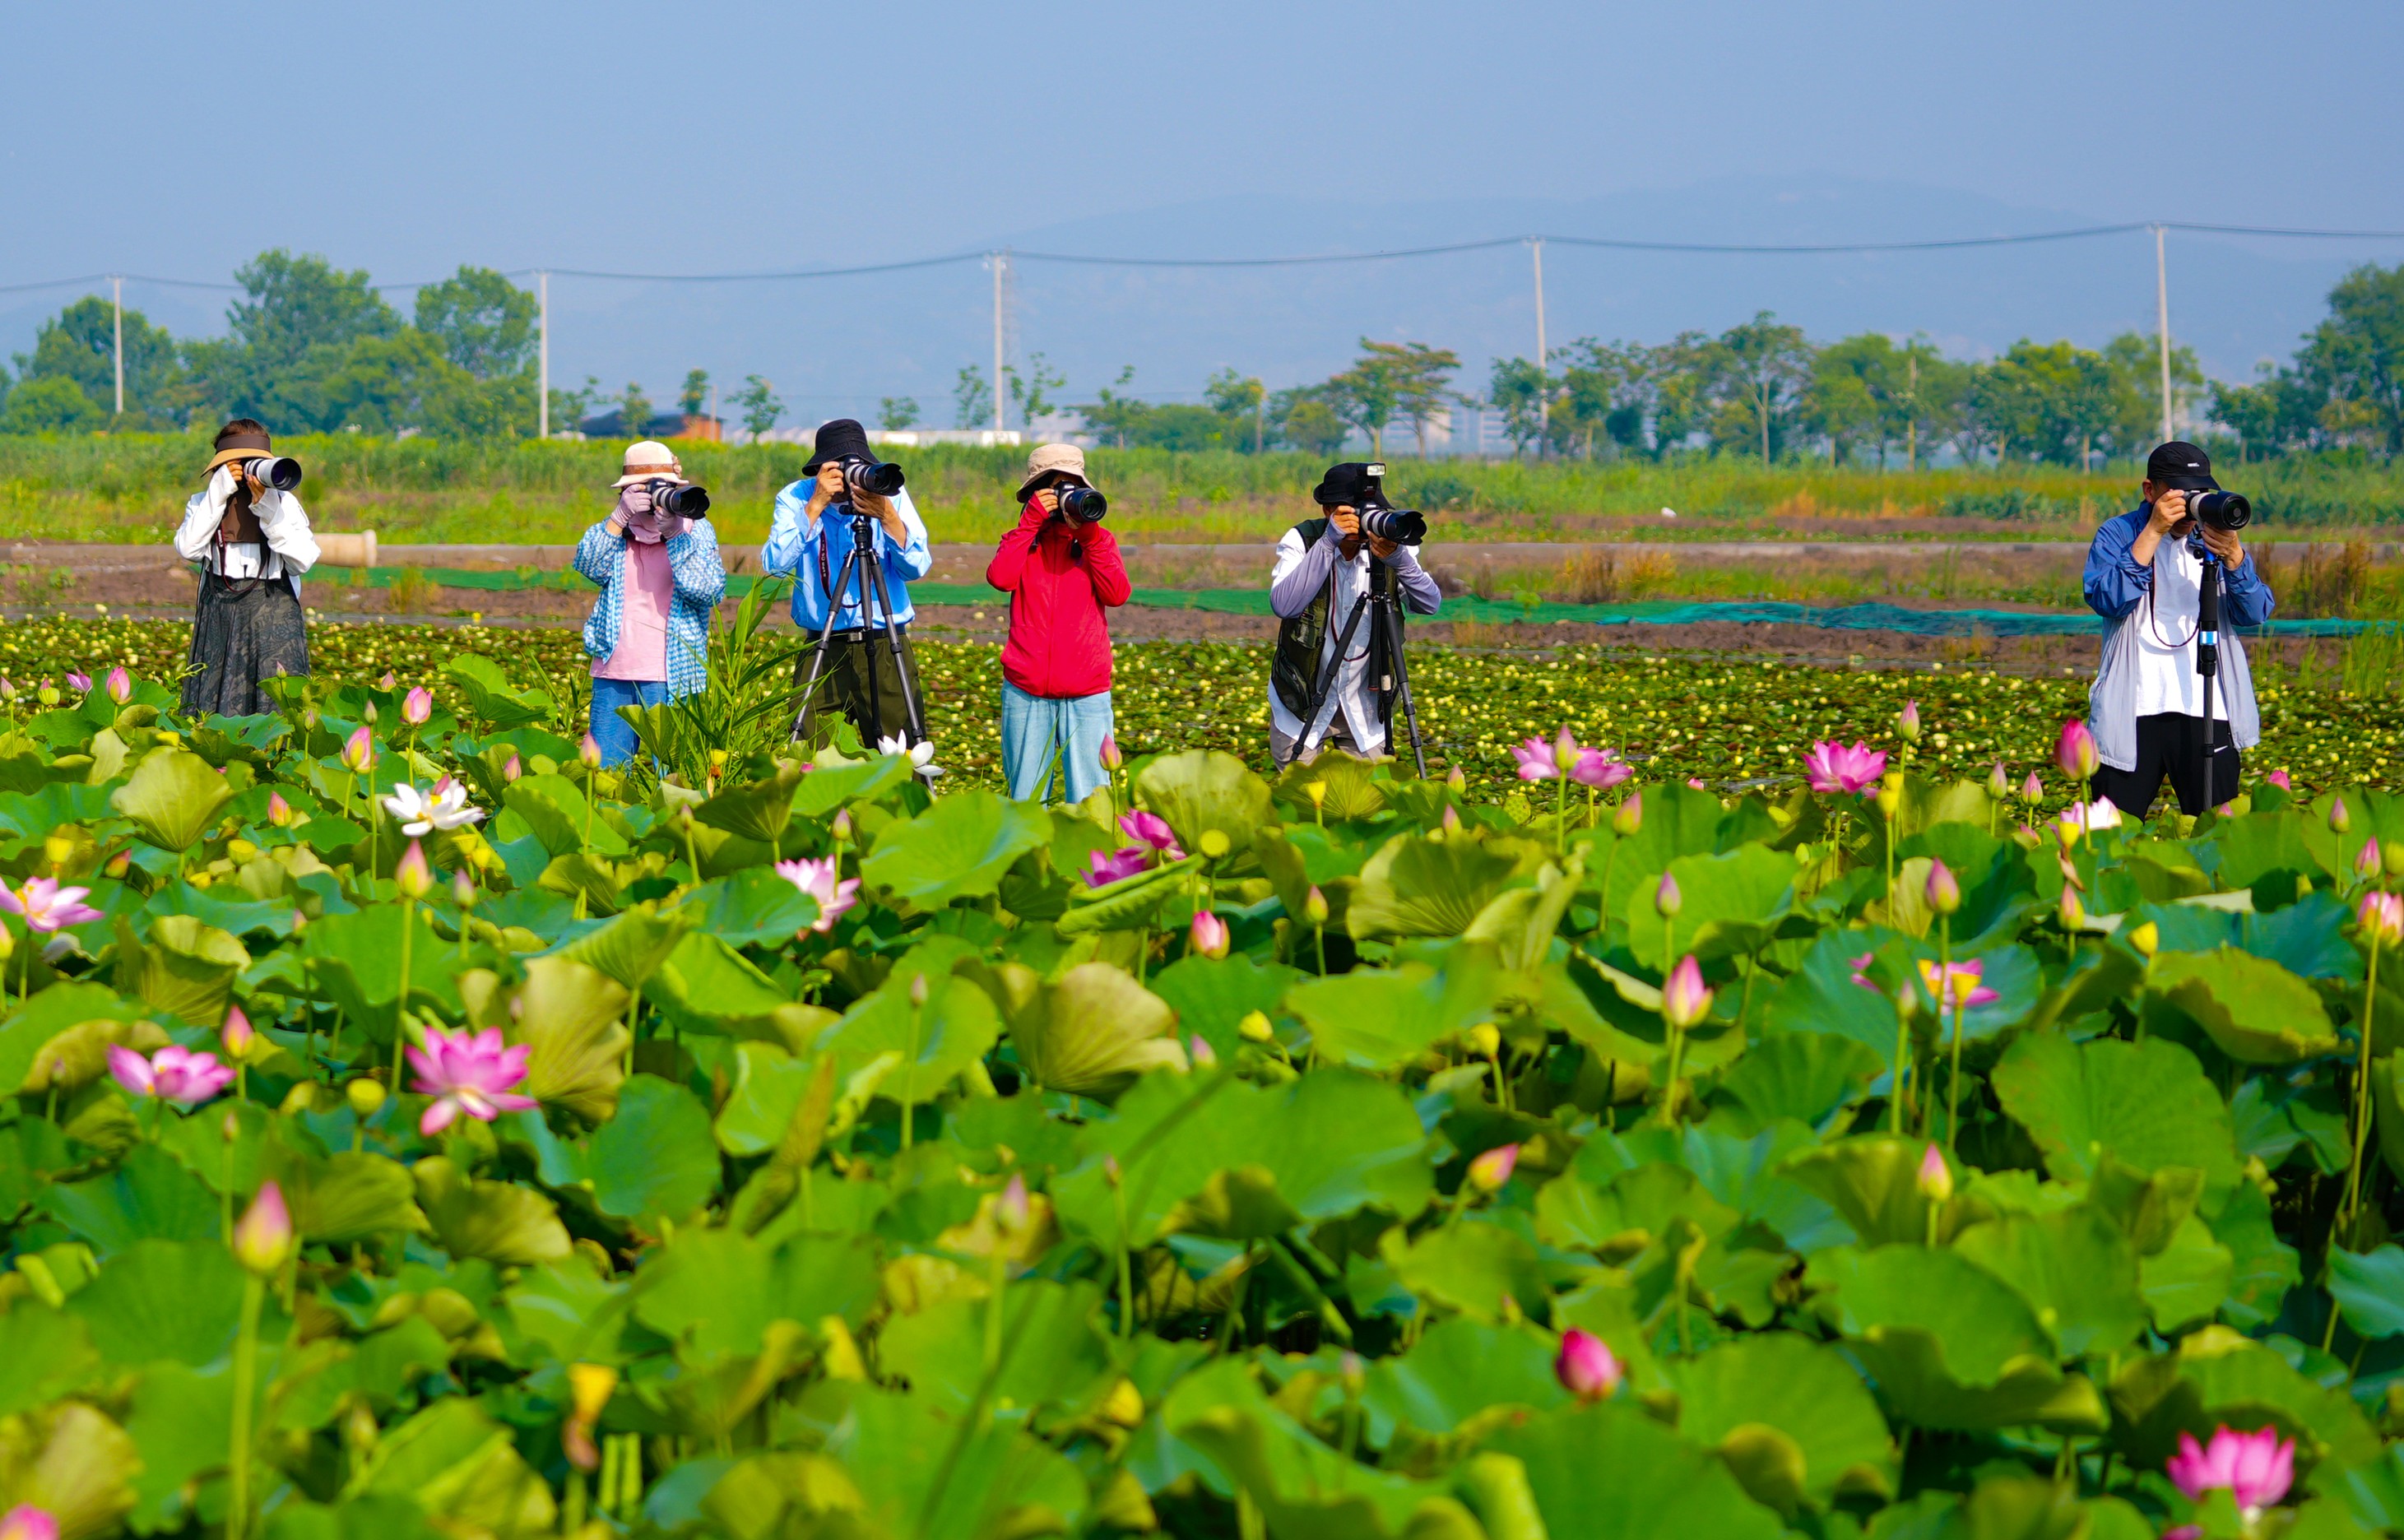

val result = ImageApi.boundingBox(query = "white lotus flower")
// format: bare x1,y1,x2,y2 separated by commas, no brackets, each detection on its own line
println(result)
383,778,488,837
2052,797,2122,835
877,734,944,781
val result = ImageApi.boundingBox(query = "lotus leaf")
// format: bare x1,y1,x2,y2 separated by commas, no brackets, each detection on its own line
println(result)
860,788,1049,908
414,1156,573,1266
1348,830,1520,939
694,755,805,844
1664,1331,1895,1511
2144,946,2342,1064
1990,1033,2241,1197
996,960,1185,1098
1134,748,1273,855
109,746,232,851
111,911,248,1026
40,1143,220,1255
1479,1400,1786,1540
67,1238,249,1366
1286,958,1498,1069
347,1399,556,1537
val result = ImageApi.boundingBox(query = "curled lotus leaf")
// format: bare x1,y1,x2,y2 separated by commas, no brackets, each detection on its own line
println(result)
108,746,232,852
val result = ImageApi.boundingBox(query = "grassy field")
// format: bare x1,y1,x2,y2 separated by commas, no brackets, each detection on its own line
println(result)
7,433,2403,547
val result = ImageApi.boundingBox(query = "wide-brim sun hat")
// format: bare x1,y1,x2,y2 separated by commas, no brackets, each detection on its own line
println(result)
1018,443,1090,499
204,425,275,477
613,440,686,489
802,418,874,475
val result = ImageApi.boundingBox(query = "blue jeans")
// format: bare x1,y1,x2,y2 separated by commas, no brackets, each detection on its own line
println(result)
1000,682,1113,804
590,677,670,768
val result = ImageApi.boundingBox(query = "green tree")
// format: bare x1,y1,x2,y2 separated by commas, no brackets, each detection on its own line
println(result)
954,365,993,429
1327,340,1415,457
1270,385,1349,455
1643,332,1716,456
2100,332,2202,457
680,369,709,420
876,396,919,430
736,376,783,438
1965,341,2115,466
1552,340,1650,459
191,250,401,430
552,375,602,438
2292,262,2404,453
1005,353,1065,428
14,295,186,428
0,376,103,435
1484,356,1551,455
1702,312,1814,464
2214,370,2319,461
412,267,536,379
617,381,654,438
1076,367,1152,448
1357,341,1460,457
1804,334,1905,465
1203,369,1266,452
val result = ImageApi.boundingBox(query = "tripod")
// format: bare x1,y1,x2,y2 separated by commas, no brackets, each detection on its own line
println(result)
1297,558,1427,777
2193,541,2226,810
790,506,926,747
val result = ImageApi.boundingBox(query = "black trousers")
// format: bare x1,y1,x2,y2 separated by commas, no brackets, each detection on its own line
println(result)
2090,712,2240,818
795,627,922,749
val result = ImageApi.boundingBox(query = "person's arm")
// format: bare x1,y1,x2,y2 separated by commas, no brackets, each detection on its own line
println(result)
2082,512,2154,620
573,519,624,588
1385,541,1441,615
877,489,934,584
174,475,228,562
667,518,727,608
255,489,318,574
1269,526,1337,619
2220,544,2276,628
1080,519,1132,607
759,481,819,577
986,498,1047,591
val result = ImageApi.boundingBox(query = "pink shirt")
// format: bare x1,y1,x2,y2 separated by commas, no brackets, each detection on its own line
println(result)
592,538,671,682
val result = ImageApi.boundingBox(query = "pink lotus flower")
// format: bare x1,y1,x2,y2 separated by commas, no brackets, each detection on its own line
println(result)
1511,735,1562,782
0,1505,58,1540
1897,698,1920,741
2053,798,2122,838
267,791,293,827
1613,792,1643,835
1119,809,1184,857
1555,1329,1622,1400
221,1005,255,1060
1917,958,1999,1015
109,1044,236,1106
401,686,432,725
1187,1033,1217,1068
0,876,101,935
104,666,131,705
774,857,861,933
1924,858,1961,916
1190,909,1230,959
2165,1425,2293,1514
1917,1143,1953,1203
408,1026,536,1135
503,751,523,783
2360,837,2383,879
2360,891,2404,948
1685,777,1707,791
1098,736,1123,771
1467,1142,1520,1193
1655,871,1682,916
1084,847,1150,888
232,1180,295,1275
2055,720,2098,780
2266,768,2291,791
1570,747,1631,790
2021,771,2043,803
341,724,374,773
378,670,397,691
1805,740,1887,796
64,670,90,693
1847,952,1879,992
1662,955,1711,1028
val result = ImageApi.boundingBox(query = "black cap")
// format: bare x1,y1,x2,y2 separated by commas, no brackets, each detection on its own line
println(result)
803,418,873,473
2145,441,2220,492
1312,462,1380,506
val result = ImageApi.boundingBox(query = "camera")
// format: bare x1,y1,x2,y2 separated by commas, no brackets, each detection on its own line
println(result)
2188,489,2251,532
242,456,303,492
842,457,906,498
1058,486,1107,523
1355,464,1427,545
643,479,711,518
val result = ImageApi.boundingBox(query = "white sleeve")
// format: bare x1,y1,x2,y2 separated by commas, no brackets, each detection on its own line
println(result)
254,489,318,574
174,471,233,562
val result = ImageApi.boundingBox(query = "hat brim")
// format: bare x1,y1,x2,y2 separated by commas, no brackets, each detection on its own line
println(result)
613,468,685,488
1018,467,1088,499
2156,474,2221,493
205,447,271,475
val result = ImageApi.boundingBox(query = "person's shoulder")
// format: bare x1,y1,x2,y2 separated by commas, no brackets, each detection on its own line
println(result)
2093,505,2146,542
773,479,810,503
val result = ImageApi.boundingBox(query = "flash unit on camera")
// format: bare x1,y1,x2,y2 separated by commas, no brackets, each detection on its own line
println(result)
1365,463,1386,478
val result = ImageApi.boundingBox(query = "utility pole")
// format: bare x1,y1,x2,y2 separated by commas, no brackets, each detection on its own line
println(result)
1905,350,1918,472
2153,225,2173,444
1255,382,1265,454
1529,238,1549,438
991,250,1009,434
537,271,550,439
109,276,123,417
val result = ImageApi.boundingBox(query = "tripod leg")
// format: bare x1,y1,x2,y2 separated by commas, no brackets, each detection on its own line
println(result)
1296,594,1371,762
1382,600,1428,778
790,543,859,744
863,556,928,744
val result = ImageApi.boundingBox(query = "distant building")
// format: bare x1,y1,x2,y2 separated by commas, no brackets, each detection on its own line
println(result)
578,407,695,440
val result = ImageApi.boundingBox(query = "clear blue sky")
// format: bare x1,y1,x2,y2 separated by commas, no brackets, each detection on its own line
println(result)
7,0,2400,411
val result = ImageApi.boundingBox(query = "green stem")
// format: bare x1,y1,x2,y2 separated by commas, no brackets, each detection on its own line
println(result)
900,993,921,1153
1554,777,1566,857
1942,914,1965,1153
2341,934,2383,1238
1314,922,1327,978
390,898,415,1092
1112,1177,1135,1343
1891,998,1913,1136
226,1272,265,1540
1658,932,1684,1129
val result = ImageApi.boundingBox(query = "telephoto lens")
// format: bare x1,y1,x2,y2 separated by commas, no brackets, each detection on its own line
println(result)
1058,486,1108,523
244,456,304,492
2189,490,2252,532
646,480,711,518
842,458,906,498
1359,505,1427,544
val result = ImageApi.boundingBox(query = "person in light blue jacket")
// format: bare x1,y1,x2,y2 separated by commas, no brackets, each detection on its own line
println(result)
2081,441,2275,818
573,440,727,767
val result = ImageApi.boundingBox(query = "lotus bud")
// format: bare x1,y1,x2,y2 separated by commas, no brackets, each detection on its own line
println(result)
2360,891,2404,948
401,686,432,726
41,832,72,873
1340,1351,1367,1397
831,807,854,842
1917,1143,1954,1204
221,1005,255,1060
1199,828,1230,859
347,1078,386,1117
232,1180,295,1275
0,1505,59,1540
1654,871,1682,917
1303,885,1329,926
908,972,930,1008
2358,837,2382,879
1237,1010,1274,1044
2058,886,2085,931
1098,735,1123,772
562,1362,618,1473
1924,858,1961,916
995,1172,1032,1238
1661,955,1711,1029
452,867,477,910
227,837,258,862
2128,921,2159,958
103,849,129,879
1305,781,1328,809
104,666,131,705
362,700,378,725
2387,840,2404,881
1466,1142,1520,1193
341,725,374,773
267,791,293,828
220,1108,240,1143
1190,909,1230,959
2267,768,2292,791
1553,726,1581,772
1896,699,1921,742
0,678,15,702
1103,1154,1123,1188
502,751,522,784
1446,764,1466,792
2331,796,2352,834
2055,719,2099,781
1187,1033,1217,1068
1876,783,1902,819
1613,791,1643,836
2021,771,2043,805
1441,805,1461,833
1466,1023,1501,1058
1988,762,2009,800
1554,1328,1622,1401
394,839,432,899
580,733,603,770
36,684,58,707
378,671,397,691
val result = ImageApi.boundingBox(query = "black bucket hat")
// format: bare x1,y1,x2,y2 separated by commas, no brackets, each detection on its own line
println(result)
2146,441,2221,492
1312,462,1380,506
803,418,874,474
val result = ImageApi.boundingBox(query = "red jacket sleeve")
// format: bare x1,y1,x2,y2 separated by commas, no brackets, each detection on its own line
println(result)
1080,522,1132,607
985,499,1048,591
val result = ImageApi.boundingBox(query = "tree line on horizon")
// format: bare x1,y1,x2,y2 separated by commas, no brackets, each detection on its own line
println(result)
1,250,2397,469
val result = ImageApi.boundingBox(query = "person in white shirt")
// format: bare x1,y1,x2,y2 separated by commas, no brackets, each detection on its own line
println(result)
174,419,320,717
1265,462,1441,767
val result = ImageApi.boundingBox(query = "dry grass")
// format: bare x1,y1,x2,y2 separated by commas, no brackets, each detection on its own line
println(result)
2256,540,2373,619
1552,549,1678,603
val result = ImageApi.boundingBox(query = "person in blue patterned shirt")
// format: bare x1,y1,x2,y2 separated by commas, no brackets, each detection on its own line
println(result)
573,440,727,767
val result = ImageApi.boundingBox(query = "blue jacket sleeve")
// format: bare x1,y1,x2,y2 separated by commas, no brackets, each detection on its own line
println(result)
2222,552,2276,627
2082,513,2152,620
668,520,726,608
761,482,818,577
573,522,622,589
878,490,933,586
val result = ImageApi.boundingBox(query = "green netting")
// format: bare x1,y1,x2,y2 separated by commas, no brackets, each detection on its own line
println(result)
329,567,2380,638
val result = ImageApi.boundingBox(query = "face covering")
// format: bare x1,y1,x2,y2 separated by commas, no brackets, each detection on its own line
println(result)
617,481,689,544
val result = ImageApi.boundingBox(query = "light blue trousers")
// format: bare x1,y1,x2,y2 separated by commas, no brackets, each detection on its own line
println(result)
590,676,669,768
1000,682,1114,804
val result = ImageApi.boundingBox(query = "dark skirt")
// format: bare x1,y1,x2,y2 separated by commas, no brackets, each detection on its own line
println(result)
183,572,309,719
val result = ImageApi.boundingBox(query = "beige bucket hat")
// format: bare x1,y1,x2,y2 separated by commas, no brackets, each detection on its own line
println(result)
1017,443,1089,499
613,440,686,488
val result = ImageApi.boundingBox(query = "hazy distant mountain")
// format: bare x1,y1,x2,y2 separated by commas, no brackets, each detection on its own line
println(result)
7,175,2388,432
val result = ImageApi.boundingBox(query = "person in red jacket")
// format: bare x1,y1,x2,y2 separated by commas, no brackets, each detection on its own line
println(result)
987,443,1131,802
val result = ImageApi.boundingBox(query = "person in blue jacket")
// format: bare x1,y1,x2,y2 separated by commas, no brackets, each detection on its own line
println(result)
762,418,934,750
573,440,727,768
2081,441,2276,817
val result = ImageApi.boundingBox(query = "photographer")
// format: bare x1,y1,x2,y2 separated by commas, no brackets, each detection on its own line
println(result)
174,419,320,717
986,444,1130,803
2081,441,2276,817
763,418,932,749
1266,462,1441,768
573,440,727,768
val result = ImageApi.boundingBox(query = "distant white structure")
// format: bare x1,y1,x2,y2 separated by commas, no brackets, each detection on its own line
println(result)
870,429,1023,448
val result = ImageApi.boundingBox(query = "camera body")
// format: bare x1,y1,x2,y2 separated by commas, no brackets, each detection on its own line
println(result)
2188,489,2251,533
643,479,711,519
842,457,906,499
242,456,303,492
1057,486,1107,524
1353,462,1427,545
